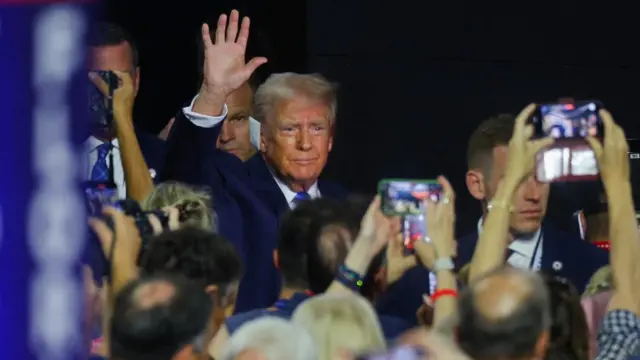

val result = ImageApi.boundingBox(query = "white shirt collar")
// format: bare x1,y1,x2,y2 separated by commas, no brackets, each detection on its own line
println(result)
84,136,119,153
477,217,542,257
270,172,320,206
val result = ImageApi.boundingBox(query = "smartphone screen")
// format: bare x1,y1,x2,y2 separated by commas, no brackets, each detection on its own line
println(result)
532,102,603,140
533,101,603,183
83,181,119,216
378,179,442,216
403,214,427,250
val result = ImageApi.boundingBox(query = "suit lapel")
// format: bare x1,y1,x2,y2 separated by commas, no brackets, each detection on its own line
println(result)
246,155,290,217
540,225,561,272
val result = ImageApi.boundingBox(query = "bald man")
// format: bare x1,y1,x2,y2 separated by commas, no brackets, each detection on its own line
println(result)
457,267,551,360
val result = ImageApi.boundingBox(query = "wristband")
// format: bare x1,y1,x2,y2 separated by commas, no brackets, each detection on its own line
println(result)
337,264,363,292
431,289,458,302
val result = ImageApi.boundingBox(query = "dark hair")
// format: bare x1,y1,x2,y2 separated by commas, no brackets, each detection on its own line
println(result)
110,274,212,360
467,114,516,175
89,22,139,67
139,227,242,292
278,198,362,294
457,267,551,360
542,274,590,360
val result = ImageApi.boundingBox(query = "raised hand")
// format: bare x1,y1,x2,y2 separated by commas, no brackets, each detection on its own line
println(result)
505,104,554,184
201,10,267,99
89,70,135,124
586,110,630,187
415,176,456,260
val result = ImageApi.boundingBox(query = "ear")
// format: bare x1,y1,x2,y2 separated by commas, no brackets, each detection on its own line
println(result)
466,169,486,201
133,66,141,97
260,127,267,153
328,133,334,152
273,250,280,269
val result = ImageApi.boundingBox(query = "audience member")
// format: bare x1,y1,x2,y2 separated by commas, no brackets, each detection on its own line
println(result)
139,227,243,325
220,317,316,360
141,181,217,231
110,273,213,360
457,267,551,360
292,293,386,360
87,22,165,201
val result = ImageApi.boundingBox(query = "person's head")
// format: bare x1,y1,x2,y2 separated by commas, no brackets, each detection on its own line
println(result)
256,73,337,191
466,114,550,234
541,274,589,360
89,22,140,96
221,317,317,360
110,274,212,360
292,294,386,360
141,181,216,231
457,267,551,360
217,83,258,161
275,198,365,295
139,227,242,326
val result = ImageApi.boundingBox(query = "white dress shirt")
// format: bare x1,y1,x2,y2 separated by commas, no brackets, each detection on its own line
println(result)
183,95,319,208
477,218,543,270
83,136,126,199
183,95,261,148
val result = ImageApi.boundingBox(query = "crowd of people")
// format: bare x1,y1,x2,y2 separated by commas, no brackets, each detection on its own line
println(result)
83,9,640,360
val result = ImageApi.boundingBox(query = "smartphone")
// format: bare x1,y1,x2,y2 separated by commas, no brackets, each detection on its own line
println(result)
89,70,119,130
355,345,426,360
378,179,442,216
83,181,119,217
531,101,604,140
532,101,603,183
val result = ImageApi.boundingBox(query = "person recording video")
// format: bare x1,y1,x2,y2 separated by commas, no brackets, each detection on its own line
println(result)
86,22,165,202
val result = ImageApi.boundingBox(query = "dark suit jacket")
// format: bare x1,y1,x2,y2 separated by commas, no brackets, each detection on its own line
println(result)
161,110,347,312
376,224,609,323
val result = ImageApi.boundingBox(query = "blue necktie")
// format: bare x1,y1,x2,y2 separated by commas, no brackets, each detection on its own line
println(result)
292,191,311,207
90,143,111,182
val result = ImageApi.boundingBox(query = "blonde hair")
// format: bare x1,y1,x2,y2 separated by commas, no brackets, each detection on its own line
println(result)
253,72,337,126
583,265,612,297
141,181,216,231
291,293,386,360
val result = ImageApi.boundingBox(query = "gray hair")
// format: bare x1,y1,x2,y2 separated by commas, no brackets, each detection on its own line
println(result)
221,317,317,360
253,72,337,126
141,181,217,232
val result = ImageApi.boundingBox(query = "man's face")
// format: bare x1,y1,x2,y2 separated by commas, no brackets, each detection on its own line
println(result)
216,84,255,162
467,145,550,234
260,97,333,187
89,41,140,96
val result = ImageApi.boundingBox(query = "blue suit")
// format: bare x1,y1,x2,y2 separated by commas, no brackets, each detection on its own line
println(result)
135,127,166,182
376,224,609,323
160,110,347,312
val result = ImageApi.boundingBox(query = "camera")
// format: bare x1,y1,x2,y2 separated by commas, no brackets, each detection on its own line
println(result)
89,70,119,130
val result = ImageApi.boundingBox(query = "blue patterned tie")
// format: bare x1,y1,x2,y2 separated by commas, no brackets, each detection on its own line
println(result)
292,191,311,207
90,143,111,181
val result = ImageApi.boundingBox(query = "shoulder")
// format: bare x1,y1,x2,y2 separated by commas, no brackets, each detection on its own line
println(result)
545,225,608,258
225,309,271,335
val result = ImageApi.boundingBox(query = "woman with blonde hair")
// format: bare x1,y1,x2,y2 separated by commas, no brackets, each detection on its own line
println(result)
141,181,216,231
291,293,386,360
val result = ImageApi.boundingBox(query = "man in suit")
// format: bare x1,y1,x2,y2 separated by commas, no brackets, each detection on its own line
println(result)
161,10,347,311
377,113,608,323
87,22,165,200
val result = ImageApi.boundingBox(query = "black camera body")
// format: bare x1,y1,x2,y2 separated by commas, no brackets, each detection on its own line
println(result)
89,70,119,131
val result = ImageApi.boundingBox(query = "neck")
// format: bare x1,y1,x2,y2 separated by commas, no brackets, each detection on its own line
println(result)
92,127,116,143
